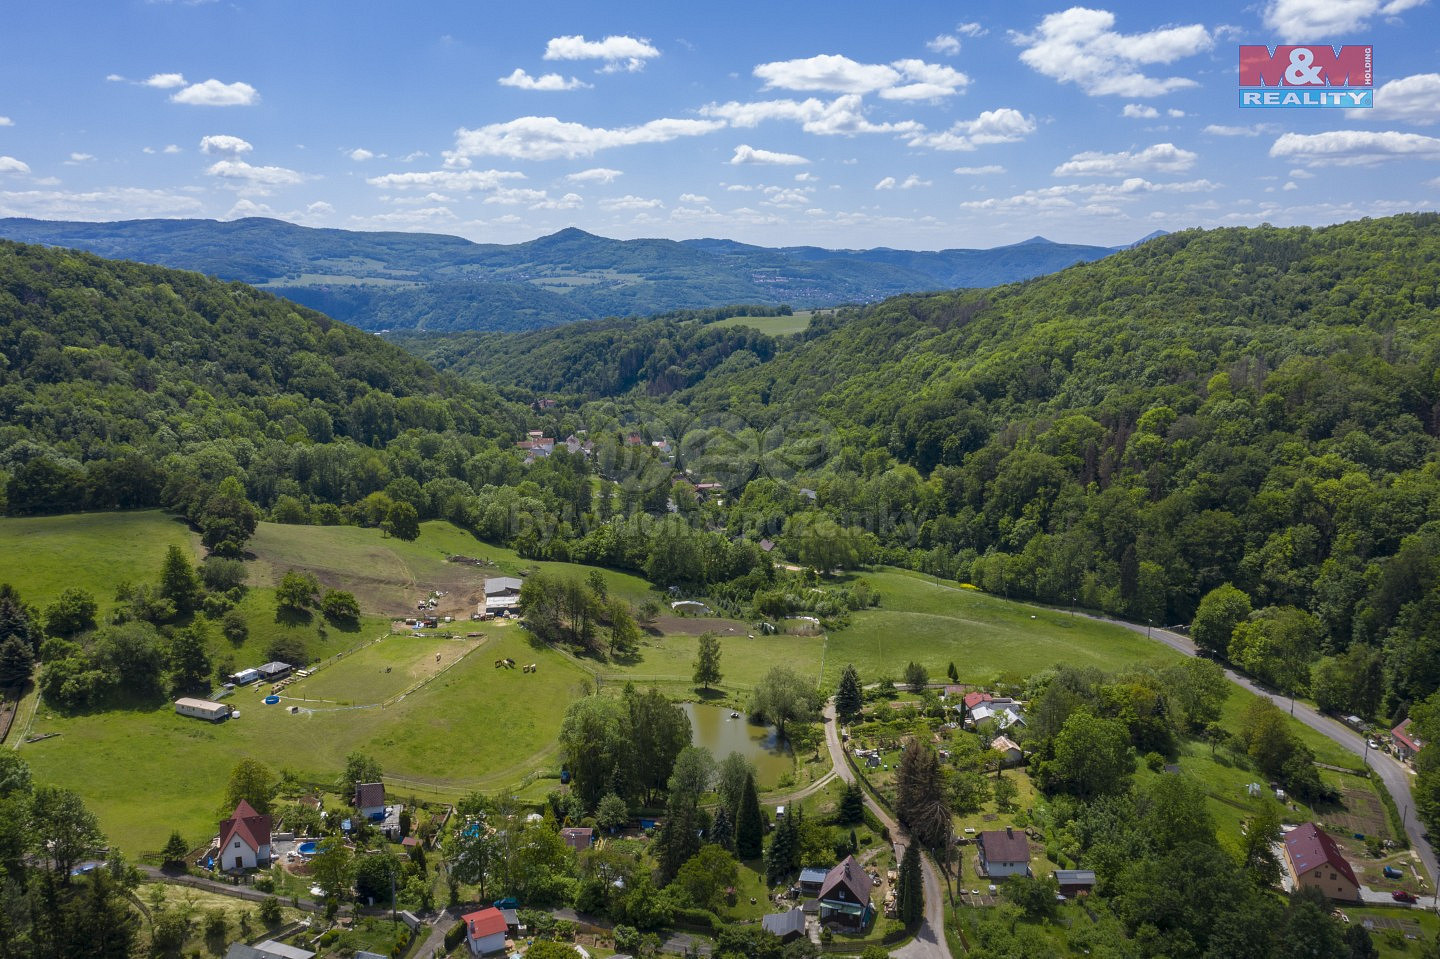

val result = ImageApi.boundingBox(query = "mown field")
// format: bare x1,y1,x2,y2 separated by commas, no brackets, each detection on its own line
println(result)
711,311,815,336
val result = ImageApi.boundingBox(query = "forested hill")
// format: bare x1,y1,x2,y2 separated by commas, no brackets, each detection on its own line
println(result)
0,216,1124,333
0,240,529,521
454,213,1440,715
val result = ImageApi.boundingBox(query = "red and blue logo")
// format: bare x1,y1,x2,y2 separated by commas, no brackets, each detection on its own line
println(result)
1238,45,1372,108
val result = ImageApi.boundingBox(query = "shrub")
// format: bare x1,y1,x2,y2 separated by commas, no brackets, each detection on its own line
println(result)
258,896,282,926
444,921,467,951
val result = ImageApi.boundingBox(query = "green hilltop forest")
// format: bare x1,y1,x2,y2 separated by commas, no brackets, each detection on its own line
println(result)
421,214,1440,721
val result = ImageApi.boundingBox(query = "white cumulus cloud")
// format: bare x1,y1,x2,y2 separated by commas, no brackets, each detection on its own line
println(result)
199,134,253,156
1270,129,1440,165
66,153,95,164
729,144,810,165
365,169,526,192
498,69,591,91
1263,0,1428,41
205,159,304,187
0,187,203,219
143,72,187,89
926,35,961,56
882,60,970,100
907,108,1035,151
1348,73,1440,123
543,35,659,72
1123,104,1159,118
565,167,622,184
448,116,723,161
954,164,1005,175
1014,8,1211,97
1052,142,1197,176
0,117,11,127
171,79,259,106
0,156,30,176
678,192,710,203
751,54,967,99
599,194,663,210
348,148,375,162
701,96,920,135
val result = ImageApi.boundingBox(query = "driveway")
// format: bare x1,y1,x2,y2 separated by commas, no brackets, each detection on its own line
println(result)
824,702,952,959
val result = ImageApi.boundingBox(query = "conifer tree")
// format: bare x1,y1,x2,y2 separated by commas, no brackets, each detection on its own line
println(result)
735,772,763,860
835,663,863,720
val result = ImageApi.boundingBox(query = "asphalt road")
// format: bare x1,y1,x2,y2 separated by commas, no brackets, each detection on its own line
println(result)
1097,614,1439,893
823,701,952,959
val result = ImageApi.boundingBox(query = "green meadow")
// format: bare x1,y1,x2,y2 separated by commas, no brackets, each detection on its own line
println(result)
711,311,815,336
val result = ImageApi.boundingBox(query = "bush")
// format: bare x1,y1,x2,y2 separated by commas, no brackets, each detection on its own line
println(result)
258,896,282,926
670,906,719,932
1144,751,1165,772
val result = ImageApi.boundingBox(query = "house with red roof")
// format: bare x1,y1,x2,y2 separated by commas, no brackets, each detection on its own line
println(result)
461,906,508,955
1392,718,1425,762
1283,823,1359,901
561,826,594,851
218,800,271,872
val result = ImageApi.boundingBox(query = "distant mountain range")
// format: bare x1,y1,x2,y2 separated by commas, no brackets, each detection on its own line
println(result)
0,217,1157,333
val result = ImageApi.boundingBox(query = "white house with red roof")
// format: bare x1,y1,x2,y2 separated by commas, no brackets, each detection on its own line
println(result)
461,906,508,955
1392,718,1425,762
218,800,271,871
1283,823,1360,901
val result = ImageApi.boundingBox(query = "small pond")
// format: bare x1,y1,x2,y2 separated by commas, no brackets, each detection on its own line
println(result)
680,702,793,788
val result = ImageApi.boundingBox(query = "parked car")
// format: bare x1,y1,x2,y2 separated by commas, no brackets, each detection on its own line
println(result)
1392,890,1417,903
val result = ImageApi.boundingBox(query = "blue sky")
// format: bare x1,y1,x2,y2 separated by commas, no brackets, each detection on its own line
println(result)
0,0,1437,248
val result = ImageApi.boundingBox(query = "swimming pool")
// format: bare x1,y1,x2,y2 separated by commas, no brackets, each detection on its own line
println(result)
297,841,317,856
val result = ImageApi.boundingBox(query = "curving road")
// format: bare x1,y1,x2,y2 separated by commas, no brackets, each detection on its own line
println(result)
1095,615,1439,889
823,701,951,959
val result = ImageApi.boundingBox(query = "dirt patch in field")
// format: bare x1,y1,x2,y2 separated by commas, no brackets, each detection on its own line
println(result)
652,616,750,636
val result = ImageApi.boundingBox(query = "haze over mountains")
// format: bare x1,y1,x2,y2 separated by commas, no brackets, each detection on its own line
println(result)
0,217,1149,334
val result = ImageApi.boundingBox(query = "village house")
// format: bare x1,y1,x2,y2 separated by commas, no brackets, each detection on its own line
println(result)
990,735,1024,767
224,942,314,959
978,827,1031,878
355,782,386,820
815,855,873,929
561,826,594,851
1392,718,1425,762
461,906,508,955
217,800,271,872
1283,823,1360,902
967,696,1026,730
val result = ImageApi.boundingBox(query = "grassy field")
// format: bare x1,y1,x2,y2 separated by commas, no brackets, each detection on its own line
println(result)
823,570,1178,687
21,628,589,853
0,510,197,614
248,520,657,616
711,311,814,336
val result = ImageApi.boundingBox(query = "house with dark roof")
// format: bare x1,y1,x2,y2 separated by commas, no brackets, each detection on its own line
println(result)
978,827,1031,878
1283,823,1360,901
462,906,508,955
224,942,315,959
1054,869,1097,897
561,826,594,851
816,855,873,929
217,800,271,871
355,782,386,820
762,908,808,943
1392,718,1425,762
